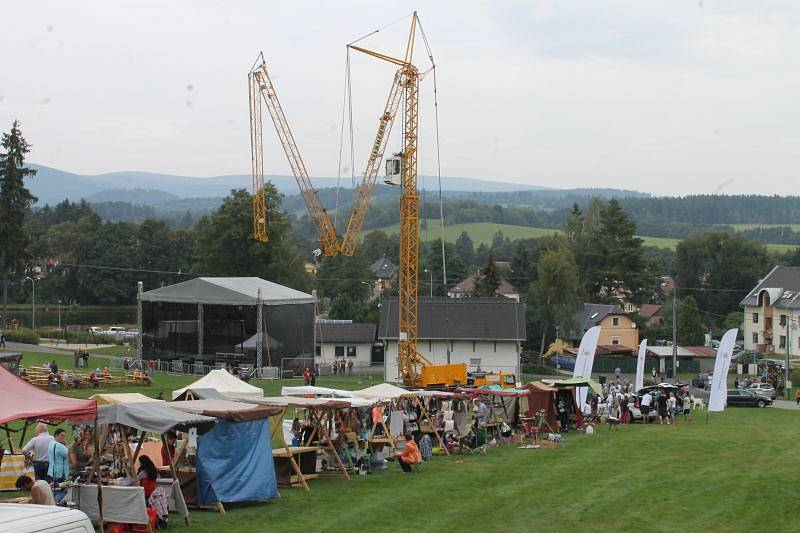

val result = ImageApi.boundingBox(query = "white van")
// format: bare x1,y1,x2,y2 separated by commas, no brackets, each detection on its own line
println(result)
0,503,95,532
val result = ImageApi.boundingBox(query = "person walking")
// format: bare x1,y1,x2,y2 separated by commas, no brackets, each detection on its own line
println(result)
668,393,677,424
656,391,669,425
620,394,630,424
0,332,5,348
347,359,354,376
640,391,653,424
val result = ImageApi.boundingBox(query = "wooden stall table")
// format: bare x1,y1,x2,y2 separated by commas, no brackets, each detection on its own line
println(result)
272,446,319,487
69,484,150,530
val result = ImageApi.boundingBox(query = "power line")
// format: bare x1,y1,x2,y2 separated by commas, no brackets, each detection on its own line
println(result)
55,262,193,276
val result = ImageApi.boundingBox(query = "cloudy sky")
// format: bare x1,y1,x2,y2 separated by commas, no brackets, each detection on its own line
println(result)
2,1,798,195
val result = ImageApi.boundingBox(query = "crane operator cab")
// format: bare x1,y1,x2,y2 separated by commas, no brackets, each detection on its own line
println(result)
384,155,403,186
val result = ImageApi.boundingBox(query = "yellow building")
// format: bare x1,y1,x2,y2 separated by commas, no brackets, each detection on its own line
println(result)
562,303,639,349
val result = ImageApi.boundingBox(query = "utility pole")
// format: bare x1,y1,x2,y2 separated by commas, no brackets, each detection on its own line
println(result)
786,318,792,400
672,287,678,381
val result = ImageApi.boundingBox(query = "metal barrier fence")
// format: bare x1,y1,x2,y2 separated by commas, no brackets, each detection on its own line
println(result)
104,355,281,379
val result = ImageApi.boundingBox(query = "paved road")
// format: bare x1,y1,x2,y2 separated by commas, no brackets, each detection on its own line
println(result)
771,399,799,410
3,341,115,360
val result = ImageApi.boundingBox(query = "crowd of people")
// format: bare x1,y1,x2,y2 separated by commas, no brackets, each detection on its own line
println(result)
586,376,694,426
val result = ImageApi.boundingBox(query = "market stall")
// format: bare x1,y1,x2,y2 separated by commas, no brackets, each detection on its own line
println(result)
0,365,98,520
540,377,601,430
353,383,449,455
93,401,216,522
245,396,352,489
172,369,264,401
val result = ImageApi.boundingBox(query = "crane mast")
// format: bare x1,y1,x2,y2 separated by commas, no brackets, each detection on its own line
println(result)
349,12,432,385
248,59,339,255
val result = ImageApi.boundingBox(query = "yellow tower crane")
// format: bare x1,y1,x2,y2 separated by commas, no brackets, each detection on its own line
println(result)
248,13,465,387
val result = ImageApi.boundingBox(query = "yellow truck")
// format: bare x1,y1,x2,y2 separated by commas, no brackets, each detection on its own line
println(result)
467,371,518,389
419,363,467,388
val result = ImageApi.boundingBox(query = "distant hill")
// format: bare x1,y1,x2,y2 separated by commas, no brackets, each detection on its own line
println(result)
26,164,557,206
86,188,180,204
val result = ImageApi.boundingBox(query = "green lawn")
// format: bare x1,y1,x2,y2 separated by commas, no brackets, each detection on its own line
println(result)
372,222,797,252
9,350,800,531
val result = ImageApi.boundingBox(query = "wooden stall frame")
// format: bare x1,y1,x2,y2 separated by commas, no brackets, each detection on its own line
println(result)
268,407,310,492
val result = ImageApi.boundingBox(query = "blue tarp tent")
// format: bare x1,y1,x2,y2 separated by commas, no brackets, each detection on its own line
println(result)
169,400,282,505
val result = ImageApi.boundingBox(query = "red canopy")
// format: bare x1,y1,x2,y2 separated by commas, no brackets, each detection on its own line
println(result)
0,366,97,424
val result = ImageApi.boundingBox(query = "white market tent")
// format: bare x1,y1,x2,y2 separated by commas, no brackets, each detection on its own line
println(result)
281,386,356,398
172,369,264,401
89,393,163,405
353,383,416,401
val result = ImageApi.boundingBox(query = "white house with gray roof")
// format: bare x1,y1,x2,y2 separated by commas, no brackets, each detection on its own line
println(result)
740,266,800,356
377,297,526,382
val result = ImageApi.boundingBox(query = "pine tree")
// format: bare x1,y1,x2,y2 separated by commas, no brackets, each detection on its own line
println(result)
473,250,502,297
677,295,707,345
0,121,37,328
455,231,474,266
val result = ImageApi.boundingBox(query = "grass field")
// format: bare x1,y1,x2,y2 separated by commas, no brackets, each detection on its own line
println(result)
730,223,800,232
10,348,800,531
373,222,797,252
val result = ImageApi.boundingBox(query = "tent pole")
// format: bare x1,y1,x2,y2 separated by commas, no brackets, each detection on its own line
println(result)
18,420,29,448
130,430,145,474
95,420,104,533
314,408,349,480
161,433,189,527
417,397,448,456
256,290,263,378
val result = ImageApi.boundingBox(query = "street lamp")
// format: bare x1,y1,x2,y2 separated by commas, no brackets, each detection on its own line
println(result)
58,300,62,343
24,277,35,331
423,269,433,298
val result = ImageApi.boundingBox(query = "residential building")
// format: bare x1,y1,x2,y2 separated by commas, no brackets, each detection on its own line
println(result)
377,297,526,382
639,304,664,327
560,303,639,349
315,321,380,368
740,266,800,356
447,262,520,301
369,256,397,296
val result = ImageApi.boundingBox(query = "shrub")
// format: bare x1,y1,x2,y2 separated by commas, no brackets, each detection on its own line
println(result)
3,328,40,345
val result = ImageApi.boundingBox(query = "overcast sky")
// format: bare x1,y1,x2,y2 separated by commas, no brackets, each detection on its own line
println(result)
2,1,798,196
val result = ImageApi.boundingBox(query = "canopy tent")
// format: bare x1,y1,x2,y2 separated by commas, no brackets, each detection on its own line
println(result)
522,381,566,432
281,385,357,398
139,277,315,306
280,386,376,408
169,400,281,507
541,377,602,394
170,400,282,421
352,383,448,455
247,396,352,410
89,393,162,406
245,396,351,489
352,383,415,401
0,365,96,424
172,388,229,402
98,403,216,434
172,369,264,401
457,385,528,397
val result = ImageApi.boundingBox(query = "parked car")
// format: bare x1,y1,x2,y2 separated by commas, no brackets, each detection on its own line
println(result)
123,329,139,339
546,354,576,371
88,326,103,334
105,326,126,336
0,503,94,532
692,373,712,389
748,382,777,399
726,389,772,407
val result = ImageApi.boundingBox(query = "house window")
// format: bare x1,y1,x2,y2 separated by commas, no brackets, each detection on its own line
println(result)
346,346,356,357
472,340,476,352
753,313,759,323
493,341,497,353
611,336,620,345
781,315,787,327
752,332,758,344
315,346,321,357
449,340,454,353
334,346,344,357
428,340,432,352
612,317,620,327
779,336,786,349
